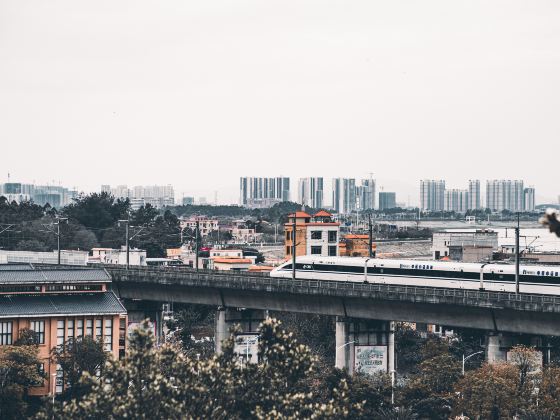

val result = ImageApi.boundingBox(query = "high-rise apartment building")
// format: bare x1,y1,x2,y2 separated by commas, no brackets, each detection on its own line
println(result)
486,180,525,212
0,182,77,208
357,178,376,210
239,177,290,208
298,177,324,209
332,178,357,214
378,192,396,210
468,180,481,210
444,189,469,213
524,187,536,212
103,184,175,210
419,180,445,211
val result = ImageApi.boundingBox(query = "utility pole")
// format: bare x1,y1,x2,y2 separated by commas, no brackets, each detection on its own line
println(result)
292,217,296,281
195,220,200,271
53,217,68,265
118,220,144,270
368,214,373,258
118,220,130,270
515,212,520,294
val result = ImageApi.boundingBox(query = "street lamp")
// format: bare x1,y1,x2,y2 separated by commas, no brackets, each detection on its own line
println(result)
51,372,57,405
336,340,356,350
462,351,484,375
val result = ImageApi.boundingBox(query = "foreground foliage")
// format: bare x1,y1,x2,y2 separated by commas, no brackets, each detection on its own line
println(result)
38,319,366,419
0,333,44,420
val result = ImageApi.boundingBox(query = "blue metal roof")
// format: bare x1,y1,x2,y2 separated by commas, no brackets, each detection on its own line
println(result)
0,291,126,318
0,268,110,284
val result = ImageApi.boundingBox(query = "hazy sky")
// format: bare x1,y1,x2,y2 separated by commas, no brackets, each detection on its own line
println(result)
1,0,559,205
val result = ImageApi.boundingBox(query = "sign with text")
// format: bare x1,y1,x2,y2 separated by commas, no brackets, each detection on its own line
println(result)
354,345,387,375
233,334,259,365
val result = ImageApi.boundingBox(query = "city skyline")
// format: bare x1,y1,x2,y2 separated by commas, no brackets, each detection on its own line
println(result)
0,176,545,209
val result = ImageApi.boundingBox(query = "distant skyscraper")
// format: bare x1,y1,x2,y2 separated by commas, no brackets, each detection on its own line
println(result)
444,189,469,213
486,180,524,212
379,192,396,210
103,184,174,209
468,180,481,210
182,196,195,206
419,180,445,211
524,187,535,212
298,177,323,208
0,182,77,208
332,178,356,214
357,178,376,210
239,177,290,208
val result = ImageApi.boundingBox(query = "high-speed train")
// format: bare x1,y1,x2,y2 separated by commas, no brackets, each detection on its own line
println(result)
270,256,560,295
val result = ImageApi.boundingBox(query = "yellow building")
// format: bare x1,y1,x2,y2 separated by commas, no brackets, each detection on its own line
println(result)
284,211,340,258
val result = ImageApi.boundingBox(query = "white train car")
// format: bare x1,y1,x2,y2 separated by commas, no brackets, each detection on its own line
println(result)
270,256,560,295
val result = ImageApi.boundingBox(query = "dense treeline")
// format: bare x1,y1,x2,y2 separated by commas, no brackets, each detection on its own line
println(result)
168,201,321,224
0,193,181,257
0,197,322,255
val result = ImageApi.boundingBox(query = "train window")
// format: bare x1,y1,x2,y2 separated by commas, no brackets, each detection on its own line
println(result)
537,271,540,275
556,272,558,276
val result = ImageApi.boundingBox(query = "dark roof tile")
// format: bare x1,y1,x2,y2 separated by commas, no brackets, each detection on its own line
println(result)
0,292,126,318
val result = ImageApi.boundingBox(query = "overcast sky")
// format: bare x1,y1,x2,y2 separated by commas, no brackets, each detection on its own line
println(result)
1,0,559,205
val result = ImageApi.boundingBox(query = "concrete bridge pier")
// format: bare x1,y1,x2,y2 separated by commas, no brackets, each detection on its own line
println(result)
335,317,395,375
486,333,552,365
486,333,508,363
122,299,164,343
214,307,268,354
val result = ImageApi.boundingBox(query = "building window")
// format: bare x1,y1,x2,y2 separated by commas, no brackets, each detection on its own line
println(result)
30,320,45,344
86,319,93,336
311,231,322,240
311,246,322,255
328,246,337,256
67,319,74,340
328,231,337,243
0,321,13,345
286,246,290,255
77,319,84,338
104,318,113,352
286,231,290,240
119,318,126,349
57,320,65,347
95,319,102,339
33,363,45,387
56,364,64,394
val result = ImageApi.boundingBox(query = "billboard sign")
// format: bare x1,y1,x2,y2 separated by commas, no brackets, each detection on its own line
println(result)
355,345,387,375
233,334,259,365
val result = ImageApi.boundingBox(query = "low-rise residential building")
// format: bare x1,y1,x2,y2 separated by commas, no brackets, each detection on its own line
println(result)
0,250,89,266
284,211,340,258
339,234,377,257
89,247,147,266
212,258,253,271
0,264,127,397
209,249,244,258
227,220,262,243
432,229,498,261
180,216,219,237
